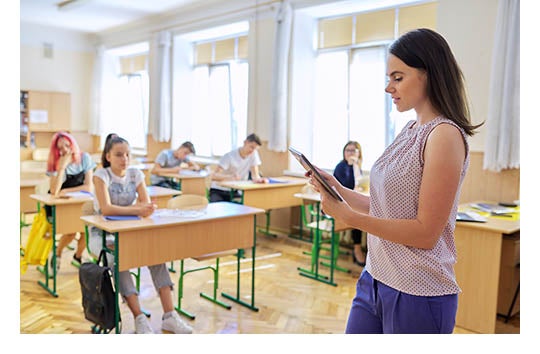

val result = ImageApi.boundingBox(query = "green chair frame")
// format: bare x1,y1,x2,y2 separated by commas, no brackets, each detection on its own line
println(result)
175,250,237,320
297,202,351,286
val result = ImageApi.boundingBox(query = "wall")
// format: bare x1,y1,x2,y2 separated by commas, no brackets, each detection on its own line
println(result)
20,22,95,133
437,0,498,152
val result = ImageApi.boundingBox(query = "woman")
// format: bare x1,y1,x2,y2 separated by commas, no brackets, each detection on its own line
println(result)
309,28,482,333
89,136,193,334
46,131,95,270
333,141,365,266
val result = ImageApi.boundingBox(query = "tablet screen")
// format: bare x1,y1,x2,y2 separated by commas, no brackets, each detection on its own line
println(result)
288,147,343,201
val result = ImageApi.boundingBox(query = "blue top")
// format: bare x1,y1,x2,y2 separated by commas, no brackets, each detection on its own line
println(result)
333,160,357,190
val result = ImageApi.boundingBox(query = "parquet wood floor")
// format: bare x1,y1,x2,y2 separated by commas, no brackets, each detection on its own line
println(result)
19,215,519,335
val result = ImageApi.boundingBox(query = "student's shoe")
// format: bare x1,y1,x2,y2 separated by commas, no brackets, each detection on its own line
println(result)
71,254,82,267
162,311,193,334
135,313,154,334
50,255,61,274
352,252,366,267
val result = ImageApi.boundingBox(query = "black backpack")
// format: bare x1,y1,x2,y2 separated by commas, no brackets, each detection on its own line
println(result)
78,249,120,333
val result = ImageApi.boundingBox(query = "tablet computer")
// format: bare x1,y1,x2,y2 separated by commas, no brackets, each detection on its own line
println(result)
288,147,343,201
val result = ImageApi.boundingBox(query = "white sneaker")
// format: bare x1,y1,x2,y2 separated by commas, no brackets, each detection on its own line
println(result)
162,311,193,334
135,313,154,334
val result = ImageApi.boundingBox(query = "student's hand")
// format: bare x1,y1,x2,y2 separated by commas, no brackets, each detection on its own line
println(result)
254,177,268,184
139,203,157,217
58,152,72,170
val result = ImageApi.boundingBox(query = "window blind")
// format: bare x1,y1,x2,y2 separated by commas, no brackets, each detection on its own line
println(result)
119,54,148,75
398,2,438,35
195,35,248,65
318,1,437,48
355,9,395,44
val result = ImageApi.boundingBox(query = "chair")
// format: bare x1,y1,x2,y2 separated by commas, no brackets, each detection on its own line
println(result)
32,148,50,162
167,194,236,320
81,201,150,317
297,201,351,286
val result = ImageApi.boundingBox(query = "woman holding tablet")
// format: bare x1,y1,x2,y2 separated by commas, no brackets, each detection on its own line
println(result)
307,28,482,334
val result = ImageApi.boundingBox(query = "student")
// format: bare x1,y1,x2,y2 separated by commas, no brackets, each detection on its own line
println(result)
150,141,200,189
308,28,482,334
88,136,193,334
333,141,365,266
46,131,95,270
209,133,267,202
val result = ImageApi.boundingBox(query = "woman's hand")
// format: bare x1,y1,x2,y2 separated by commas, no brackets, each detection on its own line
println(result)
307,167,339,193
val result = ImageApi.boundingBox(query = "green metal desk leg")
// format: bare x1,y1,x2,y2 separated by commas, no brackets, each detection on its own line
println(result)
222,217,259,311
37,203,58,297
258,210,278,238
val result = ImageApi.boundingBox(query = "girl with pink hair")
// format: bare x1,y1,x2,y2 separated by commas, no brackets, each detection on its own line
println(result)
46,131,96,270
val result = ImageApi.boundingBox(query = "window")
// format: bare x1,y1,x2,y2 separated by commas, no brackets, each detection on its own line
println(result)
190,61,248,156
101,72,149,150
172,22,249,156
313,46,390,171
100,43,149,152
291,2,436,172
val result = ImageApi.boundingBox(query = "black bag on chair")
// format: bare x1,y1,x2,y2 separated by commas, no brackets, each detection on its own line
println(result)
78,249,119,333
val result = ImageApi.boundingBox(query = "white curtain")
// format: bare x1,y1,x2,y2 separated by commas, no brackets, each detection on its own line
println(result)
483,0,520,172
149,31,172,142
268,0,293,152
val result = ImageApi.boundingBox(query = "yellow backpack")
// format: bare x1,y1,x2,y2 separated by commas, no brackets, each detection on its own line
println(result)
20,208,53,274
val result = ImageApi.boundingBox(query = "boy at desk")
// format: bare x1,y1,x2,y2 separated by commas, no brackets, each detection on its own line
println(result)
209,133,267,202
150,141,200,189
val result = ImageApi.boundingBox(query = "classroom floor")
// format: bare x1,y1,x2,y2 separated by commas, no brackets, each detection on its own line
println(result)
19,214,519,334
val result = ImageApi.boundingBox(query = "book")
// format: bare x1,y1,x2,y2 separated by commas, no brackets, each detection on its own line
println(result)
456,211,487,223
470,203,515,215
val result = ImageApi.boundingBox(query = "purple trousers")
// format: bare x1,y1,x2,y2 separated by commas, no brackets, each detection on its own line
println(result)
345,270,458,334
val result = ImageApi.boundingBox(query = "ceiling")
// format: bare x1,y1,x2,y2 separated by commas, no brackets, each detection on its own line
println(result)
20,0,422,34
19,0,219,33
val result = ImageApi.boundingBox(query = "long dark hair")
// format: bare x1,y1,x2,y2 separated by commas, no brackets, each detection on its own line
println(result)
101,136,129,168
389,28,483,136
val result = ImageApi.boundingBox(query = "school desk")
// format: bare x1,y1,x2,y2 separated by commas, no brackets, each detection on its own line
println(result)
29,192,93,297
217,177,308,237
146,185,182,208
454,202,520,333
156,170,209,196
80,201,265,333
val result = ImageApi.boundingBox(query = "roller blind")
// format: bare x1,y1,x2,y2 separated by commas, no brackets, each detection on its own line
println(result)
398,2,438,35
195,35,248,65
318,1,437,48
355,9,395,43
119,54,148,75
318,16,353,49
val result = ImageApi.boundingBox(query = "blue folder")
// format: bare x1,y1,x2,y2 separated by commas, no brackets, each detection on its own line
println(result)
104,215,141,221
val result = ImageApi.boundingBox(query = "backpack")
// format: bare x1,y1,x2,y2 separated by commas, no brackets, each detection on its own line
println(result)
78,249,120,333
20,208,53,274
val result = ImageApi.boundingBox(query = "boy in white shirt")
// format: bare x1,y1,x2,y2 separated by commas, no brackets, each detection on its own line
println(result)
209,133,267,202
